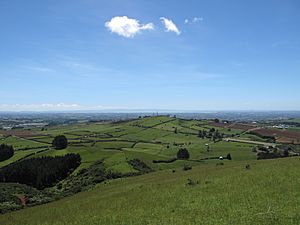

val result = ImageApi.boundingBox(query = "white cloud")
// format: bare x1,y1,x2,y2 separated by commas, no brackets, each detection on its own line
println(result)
184,17,203,24
27,66,54,72
0,103,130,111
160,17,181,35
0,103,82,111
105,16,154,38
193,17,203,23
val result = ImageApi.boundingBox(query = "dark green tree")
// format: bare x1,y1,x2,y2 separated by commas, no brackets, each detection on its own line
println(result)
52,135,68,150
226,153,232,160
0,144,14,162
177,148,190,160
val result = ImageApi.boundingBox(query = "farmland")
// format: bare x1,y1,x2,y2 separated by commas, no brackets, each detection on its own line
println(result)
0,115,299,224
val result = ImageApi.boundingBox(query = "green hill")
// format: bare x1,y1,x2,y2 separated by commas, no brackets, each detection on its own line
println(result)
0,157,299,225
0,116,299,224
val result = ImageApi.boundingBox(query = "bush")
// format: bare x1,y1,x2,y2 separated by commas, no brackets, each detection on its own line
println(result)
128,159,153,173
186,178,196,186
52,135,68,150
183,164,192,171
0,144,14,162
177,148,190,160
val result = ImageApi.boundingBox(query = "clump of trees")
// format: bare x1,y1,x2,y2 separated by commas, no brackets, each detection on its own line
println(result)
177,148,190,160
0,144,14,162
52,135,68,150
255,145,292,160
0,154,81,189
198,128,223,142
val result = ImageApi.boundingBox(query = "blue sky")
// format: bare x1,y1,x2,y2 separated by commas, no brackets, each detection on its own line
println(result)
0,0,299,111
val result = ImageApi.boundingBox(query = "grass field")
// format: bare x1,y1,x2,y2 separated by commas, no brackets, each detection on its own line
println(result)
0,136,47,149
0,116,299,224
0,157,299,225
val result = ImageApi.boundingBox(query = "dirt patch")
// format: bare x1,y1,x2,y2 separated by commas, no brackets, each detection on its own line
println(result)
0,129,46,138
251,128,300,144
210,122,256,131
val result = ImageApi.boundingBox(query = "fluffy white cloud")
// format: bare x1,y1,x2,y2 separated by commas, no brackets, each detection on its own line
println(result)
105,16,154,38
160,17,181,35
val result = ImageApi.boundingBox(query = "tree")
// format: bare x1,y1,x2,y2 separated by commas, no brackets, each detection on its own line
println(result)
174,127,178,134
282,149,289,157
214,118,220,123
52,135,68,150
177,148,190,160
226,153,232,160
0,144,14,162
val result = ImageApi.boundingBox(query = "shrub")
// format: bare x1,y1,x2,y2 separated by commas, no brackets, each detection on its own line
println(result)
226,153,232,160
177,148,190,160
186,178,196,186
183,164,192,171
52,135,68,150
128,159,153,173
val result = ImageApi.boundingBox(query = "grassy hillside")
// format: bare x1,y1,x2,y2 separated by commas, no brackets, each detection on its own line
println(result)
0,116,299,224
0,157,299,225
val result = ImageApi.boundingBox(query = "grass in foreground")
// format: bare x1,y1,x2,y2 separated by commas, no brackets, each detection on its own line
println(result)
0,157,299,225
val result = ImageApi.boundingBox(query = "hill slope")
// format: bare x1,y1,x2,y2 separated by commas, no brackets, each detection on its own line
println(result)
0,157,299,225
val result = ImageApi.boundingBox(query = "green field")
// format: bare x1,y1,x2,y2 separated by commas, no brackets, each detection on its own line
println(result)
0,116,299,224
1,116,257,173
0,157,299,225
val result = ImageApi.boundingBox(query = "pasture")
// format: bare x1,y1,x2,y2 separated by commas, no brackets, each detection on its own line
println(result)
0,157,299,225
0,115,299,224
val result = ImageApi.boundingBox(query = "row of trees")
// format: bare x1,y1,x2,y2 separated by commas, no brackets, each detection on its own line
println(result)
0,144,14,162
0,154,81,189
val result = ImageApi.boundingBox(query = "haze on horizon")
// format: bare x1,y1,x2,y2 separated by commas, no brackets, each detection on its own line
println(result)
1,0,300,111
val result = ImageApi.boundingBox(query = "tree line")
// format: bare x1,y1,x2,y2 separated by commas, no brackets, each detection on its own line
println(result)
0,154,81,189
